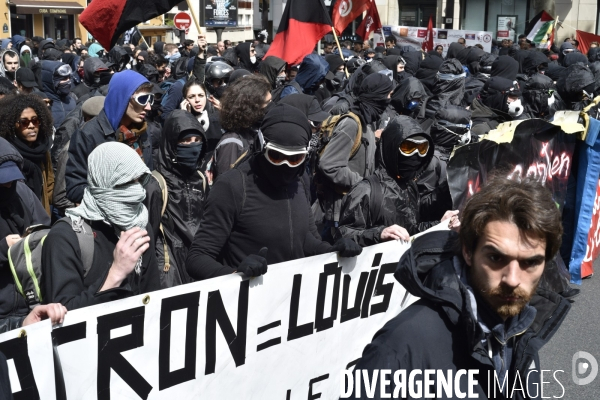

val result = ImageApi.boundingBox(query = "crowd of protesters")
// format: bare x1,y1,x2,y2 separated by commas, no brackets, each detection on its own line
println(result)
0,28,592,366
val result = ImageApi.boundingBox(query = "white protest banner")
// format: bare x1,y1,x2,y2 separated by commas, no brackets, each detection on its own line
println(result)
0,239,417,399
374,26,493,57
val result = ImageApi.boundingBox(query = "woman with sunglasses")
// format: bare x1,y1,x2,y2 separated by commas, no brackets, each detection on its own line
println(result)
180,78,223,163
0,94,54,215
337,116,458,246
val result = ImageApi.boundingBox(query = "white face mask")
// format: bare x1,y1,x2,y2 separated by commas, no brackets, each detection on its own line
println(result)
250,55,257,64
508,98,524,117
548,92,556,107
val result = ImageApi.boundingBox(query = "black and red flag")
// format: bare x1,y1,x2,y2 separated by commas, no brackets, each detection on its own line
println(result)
80,0,181,51
265,0,333,66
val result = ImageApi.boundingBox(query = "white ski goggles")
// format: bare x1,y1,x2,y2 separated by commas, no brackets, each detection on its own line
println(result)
264,142,308,167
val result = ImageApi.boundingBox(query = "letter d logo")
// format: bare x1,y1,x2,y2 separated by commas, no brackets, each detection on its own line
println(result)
572,351,598,385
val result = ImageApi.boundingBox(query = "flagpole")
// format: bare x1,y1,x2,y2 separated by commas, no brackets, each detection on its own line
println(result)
185,0,203,35
330,27,349,77
136,26,150,49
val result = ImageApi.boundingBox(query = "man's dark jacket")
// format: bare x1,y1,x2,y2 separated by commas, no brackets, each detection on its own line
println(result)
350,230,571,399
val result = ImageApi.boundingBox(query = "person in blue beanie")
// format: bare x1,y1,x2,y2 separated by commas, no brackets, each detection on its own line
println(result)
65,69,155,204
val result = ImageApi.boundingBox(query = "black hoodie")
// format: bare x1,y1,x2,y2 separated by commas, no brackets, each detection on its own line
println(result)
415,53,443,93
336,116,436,246
425,59,466,119
156,110,208,287
491,55,519,80
556,63,595,109
72,57,108,99
350,230,571,400
259,55,286,89
235,42,258,71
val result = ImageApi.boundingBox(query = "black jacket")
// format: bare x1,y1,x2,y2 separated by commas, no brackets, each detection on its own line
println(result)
336,116,437,246
65,109,153,204
41,60,76,129
156,110,209,287
471,98,510,139
425,59,466,119
186,156,331,280
0,139,50,333
350,230,571,399
42,219,160,310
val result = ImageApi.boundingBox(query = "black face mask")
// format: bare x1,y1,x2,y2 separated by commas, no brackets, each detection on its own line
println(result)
5,70,15,81
213,85,227,99
257,156,302,187
99,71,112,86
397,153,426,181
176,142,203,170
0,182,17,207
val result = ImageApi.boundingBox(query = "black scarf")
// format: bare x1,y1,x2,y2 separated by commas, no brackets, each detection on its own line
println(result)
352,74,393,125
8,134,50,200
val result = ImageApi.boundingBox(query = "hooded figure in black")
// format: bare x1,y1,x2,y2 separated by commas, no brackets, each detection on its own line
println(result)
415,53,443,94
425,59,466,119
587,47,600,93
324,53,347,90
235,42,259,72
259,55,286,90
107,45,130,72
72,57,110,99
446,42,464,60
558,41,575,66
463,53,496,106
185,104,361,280
556,63,596,111
0,137,51,332
390,77,428,121
400,50,421,77
522,73,564,119
382,55,405,83
490,55,519,80
336,116,443,247
155,110,208,288
41,60,77,129
418,106,471,221
471,76,521,138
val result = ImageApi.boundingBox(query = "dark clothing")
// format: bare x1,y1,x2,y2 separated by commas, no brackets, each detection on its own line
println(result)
65,109,153,204
463,73,489,106
491,55,519,81
259,56,286,89
0,182,50,333
212,129,256,181
186,157,331,280
415,54,443,93
40,60,76,129
160,55,206,124
156,110,209,287
0,352,11,399
471,98,510,139
43,220,160,310
425,59,466,119
351,230,571,400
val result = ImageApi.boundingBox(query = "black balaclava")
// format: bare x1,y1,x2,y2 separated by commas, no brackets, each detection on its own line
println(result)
391,77,427,118
522,51,549,76
431,106,473,151
481,76,520,113
236,42,258,71
556,64,596,109
380,116,433,182
523,73,556,118
256,104,311,188
491,55,519,81
176,130,204,171
351,73,394,125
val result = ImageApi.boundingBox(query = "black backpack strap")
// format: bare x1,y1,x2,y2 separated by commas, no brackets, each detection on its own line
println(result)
366,174,383,226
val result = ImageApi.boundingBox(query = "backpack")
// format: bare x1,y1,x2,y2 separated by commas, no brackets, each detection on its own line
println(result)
151,170,206,274
7,217,94,310
312,112,364,195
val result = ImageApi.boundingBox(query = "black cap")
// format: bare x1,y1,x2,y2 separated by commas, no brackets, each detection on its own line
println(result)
16,68,37,88
308,98,329,122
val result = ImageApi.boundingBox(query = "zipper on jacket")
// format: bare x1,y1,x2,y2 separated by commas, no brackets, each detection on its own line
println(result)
286,189,293,255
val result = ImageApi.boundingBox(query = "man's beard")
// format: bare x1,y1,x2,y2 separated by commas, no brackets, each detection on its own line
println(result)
470,273,538,319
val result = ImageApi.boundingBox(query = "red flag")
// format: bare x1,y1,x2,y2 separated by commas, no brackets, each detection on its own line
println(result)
356,1,382,41
332,0,370,35
80,0,181,51
265,0,332,66
421,16,434,52
576,30,600,57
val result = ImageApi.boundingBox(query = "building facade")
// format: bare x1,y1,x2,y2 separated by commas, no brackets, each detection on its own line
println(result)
4,0,88,41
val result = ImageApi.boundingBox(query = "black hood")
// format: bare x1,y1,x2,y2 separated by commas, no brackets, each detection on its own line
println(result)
416,53,443,91
563,52,589,68
476,53,497,75
236,42,257,71
429,59,466,110
159,109,207,174
324,54,344,73
259,55,286,89
491,55,519,80
401,51,421,76
523,73,556,118
522,51,548,76
391,76,427,115
588,47,600,62
431,105,472,150
558,42,574,66
83,57,108,86
0,136,24,169
557,64,595,106
383,55,402,81
108,46,129,71
379,115,433,180
446,42,464,60
481,76,518,113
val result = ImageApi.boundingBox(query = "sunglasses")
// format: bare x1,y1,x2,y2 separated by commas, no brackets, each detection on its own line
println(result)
17,116,40,128
399,138,429,157
133,93,155,106
264,143,308,167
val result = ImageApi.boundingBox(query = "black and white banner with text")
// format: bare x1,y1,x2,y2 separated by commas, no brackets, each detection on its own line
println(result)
0,240,416,399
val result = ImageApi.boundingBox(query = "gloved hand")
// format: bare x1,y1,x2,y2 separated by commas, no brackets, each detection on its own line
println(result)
331,238,362,258
330,99,350,115
237,247,268,277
